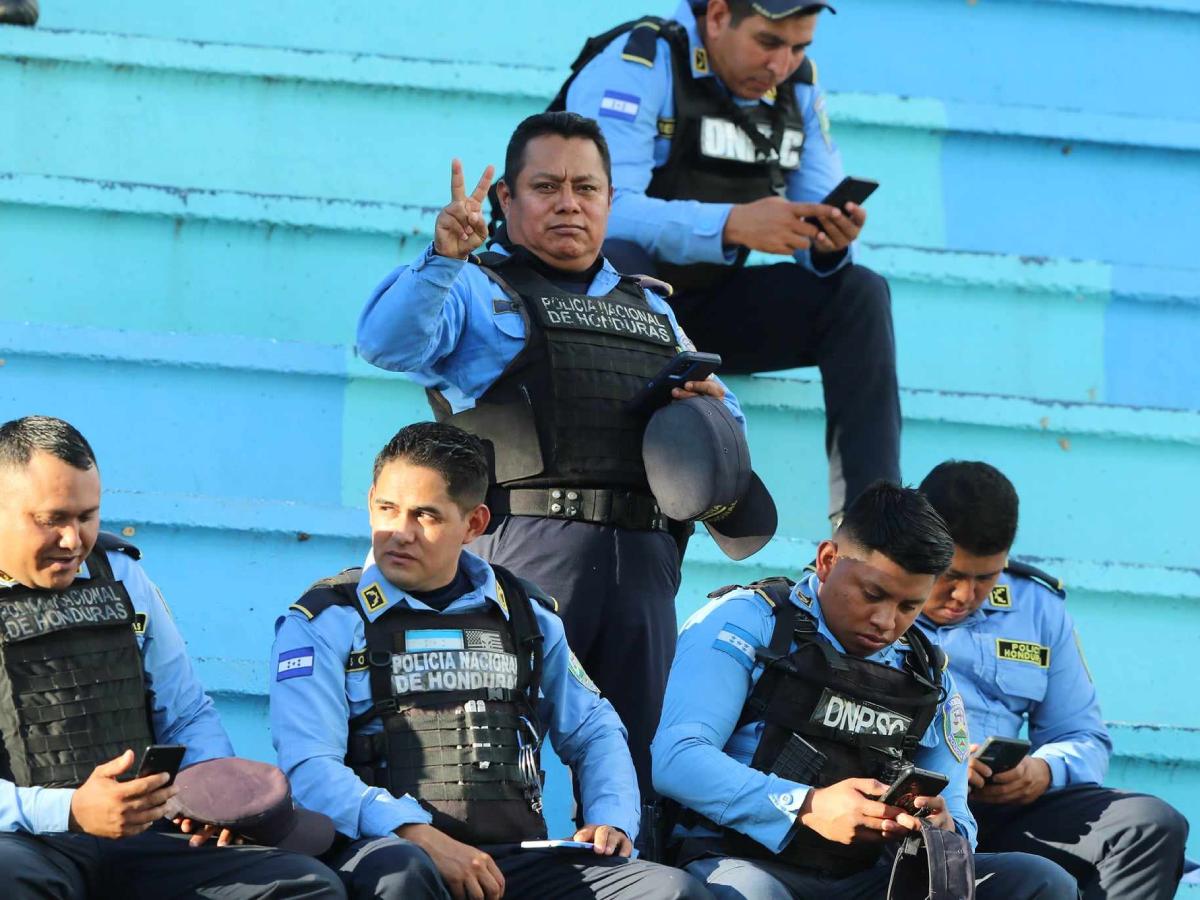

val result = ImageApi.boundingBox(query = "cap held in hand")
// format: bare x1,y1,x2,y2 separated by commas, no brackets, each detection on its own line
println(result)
172,757,335,856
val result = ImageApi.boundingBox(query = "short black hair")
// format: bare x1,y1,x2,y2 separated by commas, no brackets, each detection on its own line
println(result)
716,0,829,26
837,480,954,576
919,461,1019,556
373,422,489,511
0,416,96,472
502,111,613,193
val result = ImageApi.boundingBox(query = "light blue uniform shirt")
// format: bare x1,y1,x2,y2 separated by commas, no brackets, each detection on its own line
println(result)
652,572,977,854
566,1,850,274
915,570,1111,789
0,550,234,834
269,549,641,842
356,241,745,428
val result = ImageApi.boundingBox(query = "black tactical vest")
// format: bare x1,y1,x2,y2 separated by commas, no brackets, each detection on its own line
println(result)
0,534,155,788
428,252,679,491
295,564,554,845
721,578,945,876
550,16,812,292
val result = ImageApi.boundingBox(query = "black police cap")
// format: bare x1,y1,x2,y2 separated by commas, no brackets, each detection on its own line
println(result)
694,1,837,16
643,396,777,561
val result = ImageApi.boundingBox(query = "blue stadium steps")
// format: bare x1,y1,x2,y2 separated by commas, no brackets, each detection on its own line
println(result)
2,0,1198,883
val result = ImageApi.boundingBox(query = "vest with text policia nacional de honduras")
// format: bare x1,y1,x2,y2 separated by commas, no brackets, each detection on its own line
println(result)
0,533,155,788
550,16,813,291
426,251,679,492
291,564,557,845
711,578,945,876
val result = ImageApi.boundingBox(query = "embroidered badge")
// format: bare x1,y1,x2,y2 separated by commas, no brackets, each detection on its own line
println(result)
944,693,969,762
713,622,759,672
693,47,708,73
599,90,640,122
132,612,148,635
277,647,315,681
996,639,1050,668
405,629,464,651
989,585,1012,608
361,582,388,612
814,94,833,151
568,650,600,693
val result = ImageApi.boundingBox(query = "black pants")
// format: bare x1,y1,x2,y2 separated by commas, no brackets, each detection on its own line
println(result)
974,784,1189,900
328,836,710,900
471,515,681,802
0,827,346,899
605,240,901,518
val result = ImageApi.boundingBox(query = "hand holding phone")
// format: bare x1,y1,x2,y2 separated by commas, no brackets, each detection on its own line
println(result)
972,737,1031,780
626,351,722,416
130,744,186,785
878,765,950,818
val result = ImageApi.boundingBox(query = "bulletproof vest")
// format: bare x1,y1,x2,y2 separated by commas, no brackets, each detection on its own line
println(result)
550,17,812,293
724,578,945,876
428,252,679,491
0,534,155,788
296,564,553,845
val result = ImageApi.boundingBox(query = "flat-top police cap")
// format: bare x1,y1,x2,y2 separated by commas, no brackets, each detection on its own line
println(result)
173,758,334,856
695,1,837,17
644,396,777,561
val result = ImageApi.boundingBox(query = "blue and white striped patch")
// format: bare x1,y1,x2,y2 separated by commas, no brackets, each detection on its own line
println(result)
405,629,464,651
599,90,640,122
713,623,759,671
277,647,315,681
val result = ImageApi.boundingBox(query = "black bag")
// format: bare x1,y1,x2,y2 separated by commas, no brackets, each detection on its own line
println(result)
887,820,976,900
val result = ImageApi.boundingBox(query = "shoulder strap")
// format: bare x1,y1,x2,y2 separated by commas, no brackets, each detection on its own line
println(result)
899,625,944,696
94,531,141,561
546,16,676,112
1004,560,1066,598
289,568,361,621
491,564,546,701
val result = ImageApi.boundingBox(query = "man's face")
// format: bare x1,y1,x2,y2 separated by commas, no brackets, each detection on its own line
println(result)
368,459,489,594
922,545,1008,627
814,540,938,657
497,134,613,272
0,452,101,590
703,2,819,100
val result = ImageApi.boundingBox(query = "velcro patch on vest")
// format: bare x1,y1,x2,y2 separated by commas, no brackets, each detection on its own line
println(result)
530,295,675,346
277,646,315,681
391,648,519,695
996,639,1050,668
0,582,132,644
810,688,913,736
698,117,805,169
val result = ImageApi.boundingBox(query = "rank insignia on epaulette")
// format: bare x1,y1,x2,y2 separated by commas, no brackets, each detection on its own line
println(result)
361,582,388,612
989,584,1012,608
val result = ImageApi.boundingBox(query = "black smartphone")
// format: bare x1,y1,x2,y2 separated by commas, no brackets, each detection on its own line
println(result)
626,351,722,416
878,765,950,817
132,744,186,785
805,176,880,231
973,736,1031,777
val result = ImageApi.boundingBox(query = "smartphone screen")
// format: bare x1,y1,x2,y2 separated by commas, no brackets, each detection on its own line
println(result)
133,744,187,785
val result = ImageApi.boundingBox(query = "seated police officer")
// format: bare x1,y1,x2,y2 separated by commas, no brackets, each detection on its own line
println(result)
651,481,1076,898
917,461,1189,900
269,422,707,900
0,416,344,900
355,110,745,805
558,0,899,526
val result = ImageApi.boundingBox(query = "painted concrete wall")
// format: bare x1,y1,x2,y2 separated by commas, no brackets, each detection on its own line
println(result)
1,0,1197,879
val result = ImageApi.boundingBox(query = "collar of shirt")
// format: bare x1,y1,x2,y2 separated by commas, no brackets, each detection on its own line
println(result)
353,549,507,623
0,559,92,591
795,571,903,666
674,0,778,106
483,238,625,296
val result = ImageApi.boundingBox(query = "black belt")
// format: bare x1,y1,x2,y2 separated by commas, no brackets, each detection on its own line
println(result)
489,487,667,532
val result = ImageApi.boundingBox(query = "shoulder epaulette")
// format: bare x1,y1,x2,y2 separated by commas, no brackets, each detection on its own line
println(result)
95,531,142,560
289,568,362,620
1004,560,1066,598
516,576,559,614
620,18,667,68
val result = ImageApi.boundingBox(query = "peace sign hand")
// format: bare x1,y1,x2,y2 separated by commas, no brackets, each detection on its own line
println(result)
434,159,495,260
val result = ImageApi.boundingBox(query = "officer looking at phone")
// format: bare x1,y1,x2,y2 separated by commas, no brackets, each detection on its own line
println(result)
269,422,707,900
356,111,747,805
651,481,1075,897
557,0,900,526
917,460,1189,900
0,416,344,900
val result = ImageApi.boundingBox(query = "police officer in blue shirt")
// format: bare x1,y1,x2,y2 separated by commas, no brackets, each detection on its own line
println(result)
651,481,1075,898
916,460,1189,900
0,416,344,900
557,0,899,526
356,111,746,807
270,422,707,900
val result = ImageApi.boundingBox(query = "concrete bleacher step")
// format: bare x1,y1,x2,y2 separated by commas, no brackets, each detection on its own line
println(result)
2,319,1197,573
2,24,1198,271
4,170,1199,412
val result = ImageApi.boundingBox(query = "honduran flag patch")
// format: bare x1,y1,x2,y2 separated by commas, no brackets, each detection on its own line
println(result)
599,90,640,122
277,646,315,681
